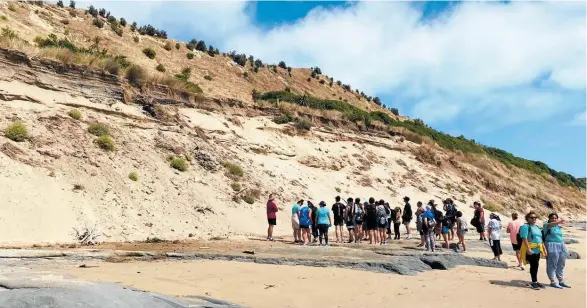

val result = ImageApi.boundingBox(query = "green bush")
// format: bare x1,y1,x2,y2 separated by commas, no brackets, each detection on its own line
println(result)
231,183,241,191
125,65,146,87
204,75,212,81
164,41,172,51
142,47,156,59
187,52,194,59
273,113,293,124
175,42,180,50
119,18,127,27
390,108,399,116
68,109,82,120
170,157,188,171
0,16,7,21
223,161,244,177
242,195,255,204
278,61,286,69
155,63,165,72
87,123,109,136
133,36,139,43
95,135,114,151
4,121,28,142
92,18,104,29
295,118,312,131
128,171,138,181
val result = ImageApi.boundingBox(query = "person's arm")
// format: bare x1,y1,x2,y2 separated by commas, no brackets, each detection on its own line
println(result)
520,226,532,253
274,202,278,213
546,219,565,229
506,223,511,234
328,212,332,226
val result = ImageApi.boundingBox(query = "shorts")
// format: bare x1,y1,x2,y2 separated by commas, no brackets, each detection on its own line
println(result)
346,220,355,229
268,218,277,226
402,219,411,225
511,243,521,251
291,216,300,229
378,222,387,229
476,224,485,233
366,219,378,231
442,226,450,234
334,217,344,226
457,230,467,237
300,224,310,229
419,230,425,236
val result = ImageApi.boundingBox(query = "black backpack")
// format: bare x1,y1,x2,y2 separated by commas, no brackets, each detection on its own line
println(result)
516,224,540,244
366,204,377,217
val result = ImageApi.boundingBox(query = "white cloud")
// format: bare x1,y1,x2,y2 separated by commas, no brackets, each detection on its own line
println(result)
88,1,586,128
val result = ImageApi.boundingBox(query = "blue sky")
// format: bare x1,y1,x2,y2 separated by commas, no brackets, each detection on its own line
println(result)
86,1,586,177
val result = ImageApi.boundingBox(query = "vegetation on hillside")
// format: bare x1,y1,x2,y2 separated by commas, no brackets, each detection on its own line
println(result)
255,90,584,189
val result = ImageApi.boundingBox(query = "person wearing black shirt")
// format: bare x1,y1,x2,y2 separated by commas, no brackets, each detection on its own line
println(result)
402,196,413,240
332,196,346,243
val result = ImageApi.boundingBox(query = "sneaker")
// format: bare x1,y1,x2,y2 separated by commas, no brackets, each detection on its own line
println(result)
268,238,275,242
536,283,546,289
550,282,563,289
560,282,571,288
530,283,540,290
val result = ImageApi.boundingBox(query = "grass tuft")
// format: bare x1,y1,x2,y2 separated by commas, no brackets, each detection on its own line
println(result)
4,121,28,142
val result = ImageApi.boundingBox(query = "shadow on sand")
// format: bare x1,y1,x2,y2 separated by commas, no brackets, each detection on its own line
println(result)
489,280,531,289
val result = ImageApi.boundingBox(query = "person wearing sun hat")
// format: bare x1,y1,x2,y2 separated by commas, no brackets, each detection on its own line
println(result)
316,201,332,246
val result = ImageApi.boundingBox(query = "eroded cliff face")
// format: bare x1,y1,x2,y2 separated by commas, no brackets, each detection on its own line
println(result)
0,48,583,245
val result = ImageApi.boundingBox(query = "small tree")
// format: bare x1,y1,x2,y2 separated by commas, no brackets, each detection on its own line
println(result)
57,0,64,8
119,18,127,27
69,0,75,9
98,8,106,17
87,5,98,17
278,61,286,69
195,40,206,52
390,108,399,116
130,22,137,32
373,97,382,106
287,66,292,76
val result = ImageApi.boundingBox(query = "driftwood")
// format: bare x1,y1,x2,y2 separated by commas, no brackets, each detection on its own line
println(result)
73,224,101,245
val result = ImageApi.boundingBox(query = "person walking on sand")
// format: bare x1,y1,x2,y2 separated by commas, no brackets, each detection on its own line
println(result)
402,197,413,239
506,213,524,268
291,200,302,243
345,198,355,243
353,198,364,243
376,200,388,245
332,196,346,243
487,213,503,261
298,201,312,245
316,201,332,246
393,206,402,240
543,213,571,289
455,211,468,252
266,194,278,241
520,211,547,290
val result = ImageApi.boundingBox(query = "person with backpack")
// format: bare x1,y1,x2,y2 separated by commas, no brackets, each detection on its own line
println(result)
332,196,346,243
455,211,468,252
365,198,379,245
519,211,547,290
298,201,312,245
393,206,402,240
543,213,570,289
422,207,437,252
487,213,503,261
376,200,388,245
291,200,303,244
443,198,457,241
506,213,524,269
402,196,413,240
345,197,355,243
353,198,364,243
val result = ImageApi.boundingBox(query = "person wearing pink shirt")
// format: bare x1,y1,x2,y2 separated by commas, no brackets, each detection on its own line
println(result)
506,212,524,269
266,194,278,241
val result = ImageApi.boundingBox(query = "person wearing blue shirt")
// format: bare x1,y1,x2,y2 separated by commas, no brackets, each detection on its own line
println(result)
291,200,303,244
543,213,570,289
298,203,312,245
519,211,545,290
316,201,332,246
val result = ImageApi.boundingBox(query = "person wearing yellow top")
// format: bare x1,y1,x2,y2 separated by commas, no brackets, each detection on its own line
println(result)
519,211,547,290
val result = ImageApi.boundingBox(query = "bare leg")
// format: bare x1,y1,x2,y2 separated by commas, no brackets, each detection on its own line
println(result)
268,225,274,239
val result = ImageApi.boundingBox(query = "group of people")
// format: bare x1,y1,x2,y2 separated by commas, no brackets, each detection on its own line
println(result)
266,194,572,290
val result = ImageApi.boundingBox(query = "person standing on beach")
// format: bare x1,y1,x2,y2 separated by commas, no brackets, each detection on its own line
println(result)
443,198,457,241
393,206,402,240
384,202,393,240
298,201,312,245
309,201,318,242
353,198,364,243
473,201,487,241
506,213,524,268
402,197,413,240
332,196,346,243
365,198,379,245
543,213,570,289
316,201,332,246
376,200,388,245
345,198,355,243
266,194,278,241
422,207,437,252
520,211,546,290
487,213,503,261
291,200,302,243
416,202,425,247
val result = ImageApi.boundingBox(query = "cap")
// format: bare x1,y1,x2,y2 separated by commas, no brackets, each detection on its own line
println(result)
319,201,326,206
